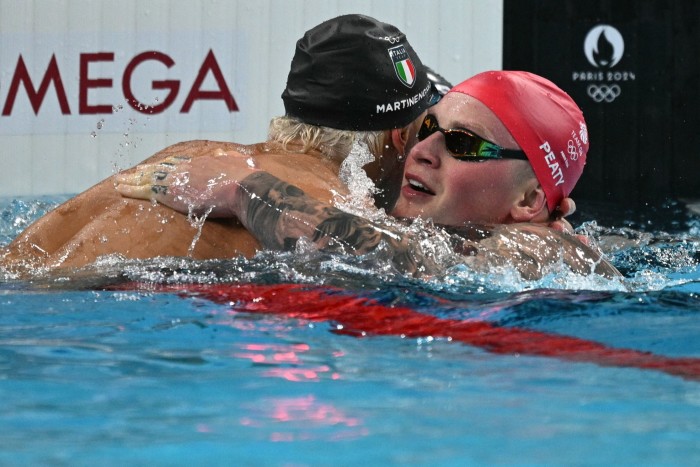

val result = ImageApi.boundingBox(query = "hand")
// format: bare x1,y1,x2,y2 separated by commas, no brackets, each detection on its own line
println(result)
558,197,576,218
114,151,260,218
548,197,591,246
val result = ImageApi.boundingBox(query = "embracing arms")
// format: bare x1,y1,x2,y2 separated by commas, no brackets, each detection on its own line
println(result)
228,171,423,272
115,154,429,274
114,152,619,279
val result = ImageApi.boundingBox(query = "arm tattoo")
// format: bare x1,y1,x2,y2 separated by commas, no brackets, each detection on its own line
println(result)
151,185,168,195
236,172,419,273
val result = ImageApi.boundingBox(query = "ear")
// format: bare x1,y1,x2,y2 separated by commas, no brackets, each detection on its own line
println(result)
510,183,550,223
390,126,411,155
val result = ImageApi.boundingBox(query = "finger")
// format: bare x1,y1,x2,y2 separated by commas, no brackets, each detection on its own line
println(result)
548,218,575,235
567,199,577,215
118,162,160,180
158,161,178,171
558,198,577,217
576,234,591,246
557,218,575,234
162,154,191,165
151,184,168,197
114,171,148,187
152,170,168,182
114,183,154,200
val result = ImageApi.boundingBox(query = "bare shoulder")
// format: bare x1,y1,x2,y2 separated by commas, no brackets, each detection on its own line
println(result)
251,154,348,204
136,140,253,165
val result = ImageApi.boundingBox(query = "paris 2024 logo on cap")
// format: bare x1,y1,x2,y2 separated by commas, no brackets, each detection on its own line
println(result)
388,45,416,88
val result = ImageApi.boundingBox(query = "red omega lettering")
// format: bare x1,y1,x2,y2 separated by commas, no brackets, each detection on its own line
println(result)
80,52,114,114
1,49,238,116
2,54,71,115
122,51,179,114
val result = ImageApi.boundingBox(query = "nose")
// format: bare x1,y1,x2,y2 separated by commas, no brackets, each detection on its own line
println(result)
408,132,443,168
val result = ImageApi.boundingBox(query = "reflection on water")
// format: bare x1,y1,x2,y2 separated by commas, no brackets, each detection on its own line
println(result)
241,395,368,442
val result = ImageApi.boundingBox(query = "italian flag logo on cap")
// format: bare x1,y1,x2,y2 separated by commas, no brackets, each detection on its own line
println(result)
389,44,416,88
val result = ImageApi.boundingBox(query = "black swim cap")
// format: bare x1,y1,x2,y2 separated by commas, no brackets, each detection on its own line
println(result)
282,14,436,131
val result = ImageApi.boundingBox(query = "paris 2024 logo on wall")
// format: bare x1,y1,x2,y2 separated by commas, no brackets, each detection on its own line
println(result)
572,24,636,104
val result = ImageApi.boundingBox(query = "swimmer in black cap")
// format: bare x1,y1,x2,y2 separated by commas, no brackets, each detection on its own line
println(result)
1,14,448,274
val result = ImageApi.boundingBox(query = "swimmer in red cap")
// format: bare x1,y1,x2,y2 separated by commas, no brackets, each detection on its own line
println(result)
392,70,588,224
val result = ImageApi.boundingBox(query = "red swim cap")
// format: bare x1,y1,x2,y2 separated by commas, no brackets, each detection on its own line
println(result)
449,71,589,212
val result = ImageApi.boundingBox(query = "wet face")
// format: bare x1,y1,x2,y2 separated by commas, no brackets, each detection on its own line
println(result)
390,93,532,225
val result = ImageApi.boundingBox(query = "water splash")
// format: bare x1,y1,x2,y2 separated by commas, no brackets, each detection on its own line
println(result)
186,205,214,256
2,196,697,295
577,220,700,277
336,140,387,222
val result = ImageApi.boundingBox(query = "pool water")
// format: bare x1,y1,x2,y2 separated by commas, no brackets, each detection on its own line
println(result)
1,196,699,465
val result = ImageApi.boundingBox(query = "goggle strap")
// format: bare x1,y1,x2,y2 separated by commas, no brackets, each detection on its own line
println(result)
498,148,529,161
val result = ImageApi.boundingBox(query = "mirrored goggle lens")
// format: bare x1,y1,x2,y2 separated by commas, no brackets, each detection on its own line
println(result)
418,116,483,156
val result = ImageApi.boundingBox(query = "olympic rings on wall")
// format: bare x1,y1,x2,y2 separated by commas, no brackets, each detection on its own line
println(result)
587,84,621,103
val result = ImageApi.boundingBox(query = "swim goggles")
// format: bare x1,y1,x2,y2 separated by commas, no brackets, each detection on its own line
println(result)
425,66,451,105
417,114,529,161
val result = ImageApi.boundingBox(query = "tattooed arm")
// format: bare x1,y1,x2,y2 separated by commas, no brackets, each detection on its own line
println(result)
234,172,423,273
116,157,427,274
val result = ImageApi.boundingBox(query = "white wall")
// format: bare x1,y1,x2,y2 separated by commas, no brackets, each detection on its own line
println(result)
0,0,503,196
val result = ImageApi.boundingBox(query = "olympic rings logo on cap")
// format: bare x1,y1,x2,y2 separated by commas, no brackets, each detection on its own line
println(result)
567,140,579,161
587,84,621,103
380,35,402,44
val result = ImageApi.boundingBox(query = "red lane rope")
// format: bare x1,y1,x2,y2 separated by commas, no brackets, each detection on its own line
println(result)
133,282,700,381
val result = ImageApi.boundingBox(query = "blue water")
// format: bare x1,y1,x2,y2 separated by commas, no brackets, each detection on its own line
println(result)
1,196,699,466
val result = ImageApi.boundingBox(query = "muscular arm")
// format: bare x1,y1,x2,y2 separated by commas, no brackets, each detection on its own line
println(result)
116,156,435,275
235,172,422,273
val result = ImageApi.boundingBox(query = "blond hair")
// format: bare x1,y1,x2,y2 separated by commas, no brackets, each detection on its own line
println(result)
267,116,385,163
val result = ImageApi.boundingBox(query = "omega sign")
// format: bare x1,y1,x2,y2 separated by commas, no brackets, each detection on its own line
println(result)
572,24,636,103
0,32,243,135
1,50,237,116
